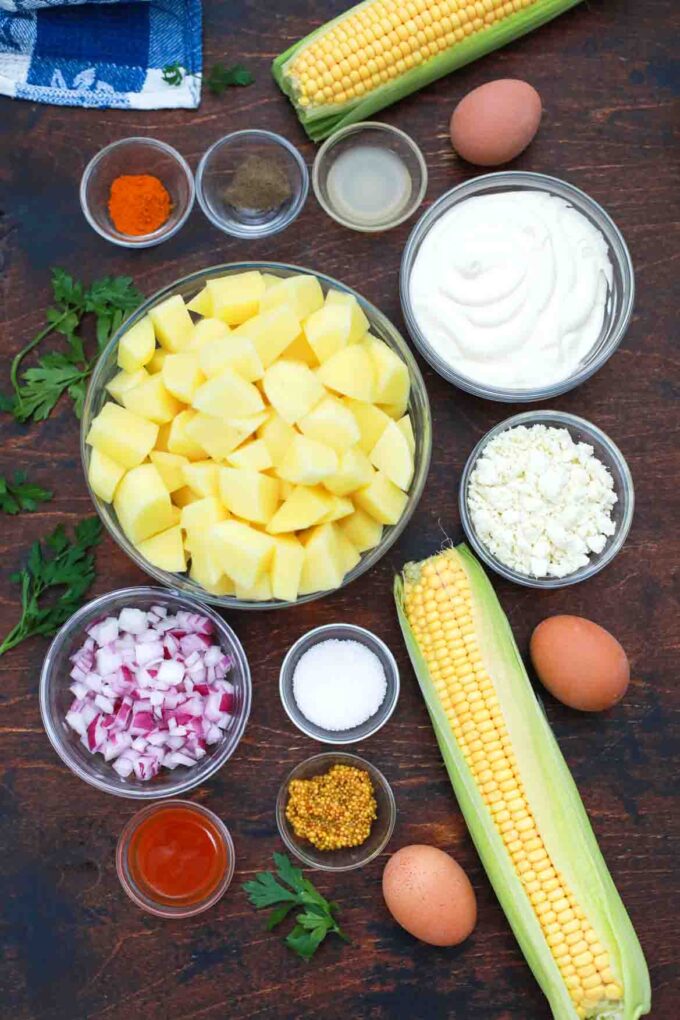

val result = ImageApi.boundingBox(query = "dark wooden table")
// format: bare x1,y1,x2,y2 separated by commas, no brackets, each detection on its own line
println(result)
1,2,678,1018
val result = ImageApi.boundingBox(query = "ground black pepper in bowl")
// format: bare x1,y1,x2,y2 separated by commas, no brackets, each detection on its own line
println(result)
223,154,292,214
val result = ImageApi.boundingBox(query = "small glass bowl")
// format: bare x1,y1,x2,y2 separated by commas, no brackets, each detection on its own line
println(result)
279,624,400,745
400,171,635,402
276,752,396,871
116,800,235,918
459,410,635,589
39,587,252,799
81,262,432,610
80,137,195,248
195,130,309,238
313,122,428,232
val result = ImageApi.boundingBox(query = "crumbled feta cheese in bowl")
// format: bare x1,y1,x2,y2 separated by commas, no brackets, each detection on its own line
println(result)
459,412,634,589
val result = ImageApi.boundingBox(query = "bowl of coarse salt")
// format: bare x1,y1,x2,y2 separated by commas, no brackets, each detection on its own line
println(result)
279,624,400,745
459,410,635,589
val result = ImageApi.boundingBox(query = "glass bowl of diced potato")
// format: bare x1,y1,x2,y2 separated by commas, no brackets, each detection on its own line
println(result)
81,263,432,609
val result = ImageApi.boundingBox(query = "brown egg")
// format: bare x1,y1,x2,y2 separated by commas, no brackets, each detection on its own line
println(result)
450,79,542,167
382,844,477,946
530,615,630,712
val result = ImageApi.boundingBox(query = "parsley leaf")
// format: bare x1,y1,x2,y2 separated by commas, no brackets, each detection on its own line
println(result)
243,852,347,961
162,62,184,87
207,62,254,96
0,472,52,515
6,269,142,425
0,517,102,657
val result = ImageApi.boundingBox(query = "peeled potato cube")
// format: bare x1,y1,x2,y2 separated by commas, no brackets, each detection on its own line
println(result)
365,335,410,406
225,412,268,443
210,519,275,589
180,495,227,534
218,467,280,524
148,349,167,373
162,352,205,403
266,485,333,534
187,286,213,316
167,410,210,461
344,399,391,454
317,344,375,402
354,471,408,525
150,451,189,493
396,414,416,454
117,315,156,373
298,523,345,595
207,271,265,325
270,535,305,602
114,463,176,543
263,359,324,425
88,448,125,503
182,460,219,498
122,373,182,425
338,508,383,552
319,495,354,523
189,530,230,589
276,434,338,485
257,410,296,464
106,368,148,404
227,439,272,472
192,367,265,420
325,289,369,342
323,447,374,497
149,295,194,352
186,317,230,352
234,305,301,368
369,419,414,490
261,274,324,319
298,395,360,453
184,412,243,460
172,485,201,509
235,574,273,602
199,336,263,382
283,332,319,367
86,403,158,469
137,525,187,572
379,396,409,420
335,528,361,574
303,304,352,363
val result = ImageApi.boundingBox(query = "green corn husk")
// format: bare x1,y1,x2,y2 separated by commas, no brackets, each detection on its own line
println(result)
273,0,584,141
394,544,650,1020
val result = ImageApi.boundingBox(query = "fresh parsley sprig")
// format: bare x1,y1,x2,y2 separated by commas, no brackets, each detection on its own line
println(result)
243,852,347,961
0,517,102,657
162,62,184,86
207,62,254,96
3,269,142,424
0,472,52,515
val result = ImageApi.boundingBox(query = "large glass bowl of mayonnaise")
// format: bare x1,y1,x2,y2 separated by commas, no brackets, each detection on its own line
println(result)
400,172,634,403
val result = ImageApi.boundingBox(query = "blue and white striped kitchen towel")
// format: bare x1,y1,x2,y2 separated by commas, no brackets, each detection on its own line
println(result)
0,0,202,108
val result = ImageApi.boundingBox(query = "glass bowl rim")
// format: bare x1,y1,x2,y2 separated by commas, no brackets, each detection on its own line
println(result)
39,585,252,799
79,136,195,249
194,129,309,238
81,260,432,610
278,622,401,745
115,798,236,917
275,751,397,872
458,409,635,589
312,120,429,233
400,170,635,402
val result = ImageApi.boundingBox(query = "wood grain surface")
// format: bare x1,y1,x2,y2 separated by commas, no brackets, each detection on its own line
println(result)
0,2,678,1018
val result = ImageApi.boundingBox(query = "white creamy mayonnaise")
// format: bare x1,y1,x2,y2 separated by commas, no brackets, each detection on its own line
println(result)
409,190,613,390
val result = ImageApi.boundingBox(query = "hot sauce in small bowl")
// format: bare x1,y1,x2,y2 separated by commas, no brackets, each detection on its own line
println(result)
117,800,235,917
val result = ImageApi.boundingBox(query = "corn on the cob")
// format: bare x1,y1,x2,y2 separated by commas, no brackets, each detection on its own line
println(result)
274,0,583,140
395,545,650,1020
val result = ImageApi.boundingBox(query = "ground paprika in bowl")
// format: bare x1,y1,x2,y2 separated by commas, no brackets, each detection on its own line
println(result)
80,136,194,248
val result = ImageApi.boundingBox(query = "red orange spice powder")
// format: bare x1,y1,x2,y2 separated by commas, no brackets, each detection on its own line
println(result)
108,174,171,236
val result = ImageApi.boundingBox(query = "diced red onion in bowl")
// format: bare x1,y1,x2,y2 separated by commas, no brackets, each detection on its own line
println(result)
64,605,235,782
